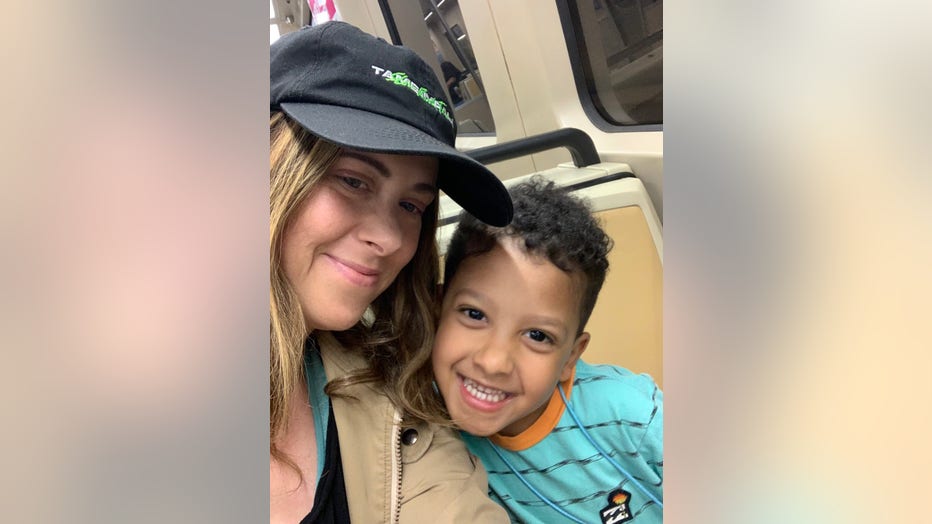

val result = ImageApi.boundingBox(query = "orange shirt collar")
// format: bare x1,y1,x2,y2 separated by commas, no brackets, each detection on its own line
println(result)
489,367,576,451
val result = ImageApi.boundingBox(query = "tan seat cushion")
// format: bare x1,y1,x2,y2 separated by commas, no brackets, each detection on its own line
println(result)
584,205,662,387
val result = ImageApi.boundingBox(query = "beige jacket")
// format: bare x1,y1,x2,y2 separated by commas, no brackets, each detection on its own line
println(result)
319,333,508,523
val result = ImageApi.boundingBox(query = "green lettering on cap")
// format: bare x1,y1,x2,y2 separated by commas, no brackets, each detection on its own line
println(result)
374,66,454,125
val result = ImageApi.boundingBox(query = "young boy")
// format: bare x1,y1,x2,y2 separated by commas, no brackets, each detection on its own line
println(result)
433,178,663,523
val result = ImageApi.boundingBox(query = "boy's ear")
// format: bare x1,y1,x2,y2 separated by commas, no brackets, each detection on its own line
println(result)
560,332,590,382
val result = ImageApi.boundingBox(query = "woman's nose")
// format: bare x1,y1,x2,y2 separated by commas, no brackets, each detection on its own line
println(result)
357,205,404,255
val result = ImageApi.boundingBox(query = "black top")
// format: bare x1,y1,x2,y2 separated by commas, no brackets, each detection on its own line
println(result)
300,402,350,523
440,61,464,104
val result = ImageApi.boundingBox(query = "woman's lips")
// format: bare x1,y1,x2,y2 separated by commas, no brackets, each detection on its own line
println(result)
325,254,380,287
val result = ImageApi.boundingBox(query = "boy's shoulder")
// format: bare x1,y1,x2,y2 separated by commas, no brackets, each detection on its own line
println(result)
575,359,660,394
573,359,662,415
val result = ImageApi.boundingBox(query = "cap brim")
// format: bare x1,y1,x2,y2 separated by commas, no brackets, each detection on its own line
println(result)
280,102,513,227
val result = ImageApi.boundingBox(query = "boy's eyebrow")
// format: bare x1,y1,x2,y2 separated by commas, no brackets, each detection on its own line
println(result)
449,288,487,302
340,151,437,194
525,315,570,336
525,315,568,330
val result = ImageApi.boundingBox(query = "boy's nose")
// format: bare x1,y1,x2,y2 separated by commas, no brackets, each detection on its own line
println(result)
472,335,515,376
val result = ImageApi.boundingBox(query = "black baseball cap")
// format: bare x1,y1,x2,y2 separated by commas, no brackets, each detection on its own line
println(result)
271,21,513,227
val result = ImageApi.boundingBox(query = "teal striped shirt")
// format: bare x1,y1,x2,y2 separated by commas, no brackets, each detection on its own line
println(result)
463,360,663,523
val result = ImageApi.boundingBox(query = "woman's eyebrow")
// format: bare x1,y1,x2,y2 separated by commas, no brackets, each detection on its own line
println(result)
341,151,437,194
341,151,390,177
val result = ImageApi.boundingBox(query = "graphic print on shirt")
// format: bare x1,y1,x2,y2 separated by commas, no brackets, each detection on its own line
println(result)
600,488,634,524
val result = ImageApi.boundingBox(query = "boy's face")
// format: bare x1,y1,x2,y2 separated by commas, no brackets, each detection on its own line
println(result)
432,237,589,437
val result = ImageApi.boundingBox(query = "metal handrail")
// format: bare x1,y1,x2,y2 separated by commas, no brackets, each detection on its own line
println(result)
465,128,600,168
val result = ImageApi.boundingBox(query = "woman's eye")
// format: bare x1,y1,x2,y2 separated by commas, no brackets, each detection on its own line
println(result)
399,201,423,215
526,330,552,344
461,308,485,321
339,176,364,189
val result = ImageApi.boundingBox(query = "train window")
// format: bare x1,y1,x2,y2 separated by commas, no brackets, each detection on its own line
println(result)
407,0,497,135
270,0,309,43
269,0,496,135
558,0,663,127
270,2,278,44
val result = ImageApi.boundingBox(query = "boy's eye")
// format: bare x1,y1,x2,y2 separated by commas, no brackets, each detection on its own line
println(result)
526,329,553,344
460,307,485,321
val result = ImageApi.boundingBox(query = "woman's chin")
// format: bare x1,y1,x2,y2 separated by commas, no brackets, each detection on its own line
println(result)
306,309,366,333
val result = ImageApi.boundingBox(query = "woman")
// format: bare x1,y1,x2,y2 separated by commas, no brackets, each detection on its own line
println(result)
270,22,513,523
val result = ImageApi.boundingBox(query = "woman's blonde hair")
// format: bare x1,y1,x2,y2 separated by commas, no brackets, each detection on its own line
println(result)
270,111,447,463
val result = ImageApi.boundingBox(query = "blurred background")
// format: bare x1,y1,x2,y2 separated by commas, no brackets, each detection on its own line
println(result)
2,0,930,522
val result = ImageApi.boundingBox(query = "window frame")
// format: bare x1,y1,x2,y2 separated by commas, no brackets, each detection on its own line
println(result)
555,0,663,132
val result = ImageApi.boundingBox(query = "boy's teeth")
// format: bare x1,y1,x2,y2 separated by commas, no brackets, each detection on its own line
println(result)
463,377,508,403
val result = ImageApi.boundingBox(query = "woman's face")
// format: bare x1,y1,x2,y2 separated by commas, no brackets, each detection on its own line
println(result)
281,150,438,332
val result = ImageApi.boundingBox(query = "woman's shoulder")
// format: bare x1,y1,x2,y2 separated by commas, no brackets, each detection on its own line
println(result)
316,332,368,375
400,421,510,522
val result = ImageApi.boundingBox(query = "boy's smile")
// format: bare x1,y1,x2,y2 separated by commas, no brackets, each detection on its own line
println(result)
432,238,589,437
461,375,512,405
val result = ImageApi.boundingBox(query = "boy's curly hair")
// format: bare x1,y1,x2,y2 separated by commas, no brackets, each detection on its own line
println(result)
444,177,613,332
